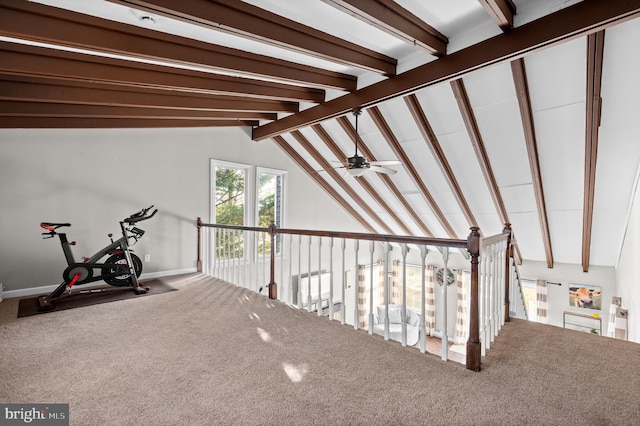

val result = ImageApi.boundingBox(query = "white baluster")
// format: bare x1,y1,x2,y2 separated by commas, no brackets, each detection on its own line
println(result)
297,235,302,309
329,237,334,320
369,240,375,334
307,236,312,312
234,229,239,286
224,229,230,283
354,239,359,330
383,243,390,341
419,245,429,354
288,234,293,305
401,243,409,347
441,246,449,361
492,243,499,337
341,238,346,325
317,236,322,316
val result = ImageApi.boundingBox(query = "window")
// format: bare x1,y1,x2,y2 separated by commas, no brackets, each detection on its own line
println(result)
397,265,424,310
214,162,249,226
211,160,286,260
521,280,538,321
257,168,285,255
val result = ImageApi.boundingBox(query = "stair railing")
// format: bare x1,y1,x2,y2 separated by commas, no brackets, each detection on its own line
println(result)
197,219,515,372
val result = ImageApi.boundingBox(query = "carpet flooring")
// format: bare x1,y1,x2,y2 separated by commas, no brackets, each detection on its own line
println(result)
0,273,638,425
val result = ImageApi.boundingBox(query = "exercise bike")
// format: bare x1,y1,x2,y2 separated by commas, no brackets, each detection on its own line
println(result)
37,205,158,311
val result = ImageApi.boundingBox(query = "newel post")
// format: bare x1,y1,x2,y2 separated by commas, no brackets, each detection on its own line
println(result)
267,221,278,300
466,227,482,372
197,217,203,273
503,223,513,322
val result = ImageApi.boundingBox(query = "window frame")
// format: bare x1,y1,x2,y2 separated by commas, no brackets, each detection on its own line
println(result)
210,160,252,227
210,160,287,262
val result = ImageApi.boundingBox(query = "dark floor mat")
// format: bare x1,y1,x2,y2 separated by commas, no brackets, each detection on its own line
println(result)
17,279,177,317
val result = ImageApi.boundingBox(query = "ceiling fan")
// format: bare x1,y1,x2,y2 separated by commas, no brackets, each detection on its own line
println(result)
334,107,401,177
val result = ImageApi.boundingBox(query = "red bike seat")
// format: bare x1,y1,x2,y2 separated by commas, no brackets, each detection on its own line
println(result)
40,222,71,231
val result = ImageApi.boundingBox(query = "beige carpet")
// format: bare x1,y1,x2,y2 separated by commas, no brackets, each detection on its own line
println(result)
1,273,638,425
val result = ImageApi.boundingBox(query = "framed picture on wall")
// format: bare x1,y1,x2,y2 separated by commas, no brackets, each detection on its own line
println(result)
568,284,602,310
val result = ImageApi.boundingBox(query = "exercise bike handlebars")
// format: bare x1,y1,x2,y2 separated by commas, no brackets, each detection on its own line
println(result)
124,205,157,224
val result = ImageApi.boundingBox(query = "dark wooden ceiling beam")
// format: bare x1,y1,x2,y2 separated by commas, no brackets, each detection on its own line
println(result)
336,115,435,237
253,0,640,140
479,0,516,31
367,106,459,239
0,117,256,128
272,135,377,234
450,79,509,226
107,0,396,75
583,30,606,272
511,58,554,268
0,42,324,103
290,130,394,234
404,94,480,232
311,123,414,235
0,1,356,92
322,0,447,56
0,76,298,113
0,100,276,121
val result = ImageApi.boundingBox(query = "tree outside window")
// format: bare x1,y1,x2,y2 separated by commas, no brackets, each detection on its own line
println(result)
257,170,284,256
214,165,247,260
211,161,285,261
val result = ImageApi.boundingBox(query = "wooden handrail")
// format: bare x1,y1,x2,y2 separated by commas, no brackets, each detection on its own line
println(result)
198,219,467,249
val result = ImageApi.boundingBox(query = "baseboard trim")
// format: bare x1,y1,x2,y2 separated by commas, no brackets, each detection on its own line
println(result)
2,268,198,299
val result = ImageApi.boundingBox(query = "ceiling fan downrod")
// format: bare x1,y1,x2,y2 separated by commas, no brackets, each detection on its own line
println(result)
352,107,363,158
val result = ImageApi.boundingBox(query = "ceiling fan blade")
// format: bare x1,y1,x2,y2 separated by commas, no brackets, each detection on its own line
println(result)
314,165,346,174
369,165,398,175
369,160,401,166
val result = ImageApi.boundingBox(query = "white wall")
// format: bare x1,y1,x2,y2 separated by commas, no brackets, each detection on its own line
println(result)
518,260,616,333
0,127,365,294
615,169,640,343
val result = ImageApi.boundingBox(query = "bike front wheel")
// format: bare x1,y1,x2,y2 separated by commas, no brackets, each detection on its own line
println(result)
102,253,142,286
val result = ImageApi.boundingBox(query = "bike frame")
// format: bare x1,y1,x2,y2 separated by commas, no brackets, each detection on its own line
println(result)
38,206,157,310
49,223,141,298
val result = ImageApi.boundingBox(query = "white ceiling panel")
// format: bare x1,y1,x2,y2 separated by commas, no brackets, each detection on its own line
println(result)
534,103,585,211
476,213,503,237
508,211,545,262
415,83,466,136
398,138,463,216
524,37,586,111
549,210,583,264
376,98,423,143
594,19,640,210
436,131,497,217
460,62,515,107
501,184,537,214
590,207,628,266
473,97,531,186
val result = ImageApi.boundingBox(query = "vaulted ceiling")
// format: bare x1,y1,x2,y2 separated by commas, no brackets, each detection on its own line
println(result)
2,0,640,271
